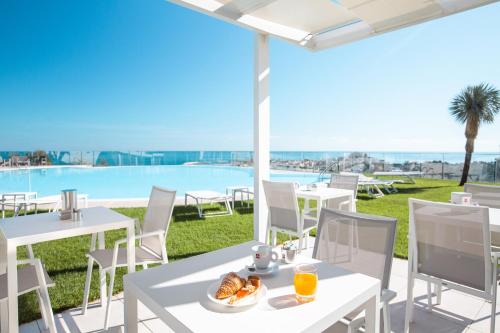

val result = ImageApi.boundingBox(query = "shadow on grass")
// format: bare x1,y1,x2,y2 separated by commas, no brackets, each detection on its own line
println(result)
391,185,455,195
356,185,456,200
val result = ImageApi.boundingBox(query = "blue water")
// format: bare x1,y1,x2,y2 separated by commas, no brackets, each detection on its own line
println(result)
0,165,319,199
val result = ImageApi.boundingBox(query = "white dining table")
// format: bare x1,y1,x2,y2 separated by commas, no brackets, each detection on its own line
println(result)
124,241,380,333
295,187,355,218
489,208,500,232
0,206,136,333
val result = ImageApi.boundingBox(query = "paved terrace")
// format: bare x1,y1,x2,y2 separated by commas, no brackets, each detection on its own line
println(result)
19,240,500,333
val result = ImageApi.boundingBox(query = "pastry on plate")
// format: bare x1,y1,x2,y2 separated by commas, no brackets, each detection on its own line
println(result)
215,272,246,299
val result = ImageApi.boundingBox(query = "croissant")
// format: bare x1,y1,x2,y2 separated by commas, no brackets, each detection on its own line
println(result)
215,272,246,299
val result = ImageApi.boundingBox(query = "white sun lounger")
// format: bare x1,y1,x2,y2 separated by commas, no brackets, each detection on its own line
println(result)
340,172,397,198
226,186,254,209
359,179,397,198
184,190,233,218
373,171,423,184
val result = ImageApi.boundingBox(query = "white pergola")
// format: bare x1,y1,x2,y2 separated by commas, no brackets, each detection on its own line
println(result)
169,0,498,242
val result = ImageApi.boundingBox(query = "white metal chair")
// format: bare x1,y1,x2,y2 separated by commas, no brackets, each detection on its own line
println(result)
328,173,359,211
465,183,500,209
313,208,397,333
262,180,316,251
81,186,176,330
405,199,499,333
0,259,56,333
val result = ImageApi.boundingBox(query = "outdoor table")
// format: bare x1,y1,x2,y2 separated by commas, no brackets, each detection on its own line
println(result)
0,206,136,333
488,208,500,232
295,187,355,219
124,240,380,333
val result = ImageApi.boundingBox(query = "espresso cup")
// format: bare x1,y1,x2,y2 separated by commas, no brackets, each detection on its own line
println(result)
252,245,279,269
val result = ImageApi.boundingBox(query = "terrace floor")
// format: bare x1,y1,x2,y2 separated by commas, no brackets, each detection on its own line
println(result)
20,240,500,333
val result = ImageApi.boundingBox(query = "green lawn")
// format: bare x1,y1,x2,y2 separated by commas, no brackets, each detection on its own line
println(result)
15,177,464,323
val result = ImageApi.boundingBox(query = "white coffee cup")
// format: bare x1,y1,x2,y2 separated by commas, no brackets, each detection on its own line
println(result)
252,245,279,269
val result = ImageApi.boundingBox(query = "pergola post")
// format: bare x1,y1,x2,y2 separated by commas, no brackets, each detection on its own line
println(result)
253,33,270,243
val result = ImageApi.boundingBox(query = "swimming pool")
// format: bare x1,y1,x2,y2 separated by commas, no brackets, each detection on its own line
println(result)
0,165,320,199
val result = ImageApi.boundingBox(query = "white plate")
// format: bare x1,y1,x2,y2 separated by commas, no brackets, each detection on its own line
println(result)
206,280,267,308
245,261,279,275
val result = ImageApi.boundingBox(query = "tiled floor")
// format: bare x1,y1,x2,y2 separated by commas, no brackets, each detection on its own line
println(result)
20,243,500,333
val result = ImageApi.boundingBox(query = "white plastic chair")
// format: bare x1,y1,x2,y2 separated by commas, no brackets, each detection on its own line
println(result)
0,258,56,333
262,180,316,250
81,186,176,330
313,208,397,333
328,173,359,211
405,199,499,333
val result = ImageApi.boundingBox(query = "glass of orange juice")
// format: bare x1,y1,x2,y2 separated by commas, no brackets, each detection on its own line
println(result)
294,264,318,303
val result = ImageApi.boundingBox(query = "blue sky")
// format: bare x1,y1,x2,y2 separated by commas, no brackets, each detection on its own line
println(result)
1,0,500,152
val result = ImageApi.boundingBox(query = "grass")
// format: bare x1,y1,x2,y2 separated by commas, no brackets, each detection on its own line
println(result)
13,177,465,323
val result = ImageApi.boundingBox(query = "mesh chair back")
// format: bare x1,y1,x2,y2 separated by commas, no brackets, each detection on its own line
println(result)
329,174,359,199
262,181,300,232
313,208,397,290
409,199,491,291
464,184,500,209
140,187,176,257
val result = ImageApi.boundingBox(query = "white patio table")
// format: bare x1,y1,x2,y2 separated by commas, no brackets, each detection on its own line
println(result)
296,187,355,218
489,208,500,232
0,206,136,333
124,241,380,333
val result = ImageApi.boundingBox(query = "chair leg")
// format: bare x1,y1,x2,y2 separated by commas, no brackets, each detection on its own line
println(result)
434,282,442,305
38,283,57,333
225,198,233,215
36,289,49,330
404,273,415,333
383,302,391,333
81,256,94,315
426,281,433,311
298,235,304,253
99,266,107,307
104,267,116,330
271,230,277,247
490,265,497,333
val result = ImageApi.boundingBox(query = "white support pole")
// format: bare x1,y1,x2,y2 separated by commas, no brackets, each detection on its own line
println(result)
253,33,270,243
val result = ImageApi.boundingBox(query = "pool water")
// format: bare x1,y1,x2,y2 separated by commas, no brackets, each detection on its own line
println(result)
0,165,319,199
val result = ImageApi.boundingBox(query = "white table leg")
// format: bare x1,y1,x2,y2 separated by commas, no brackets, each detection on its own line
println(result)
364,289,380,333
6,243,19,333
0,241,7,333
124,282,138,333
127,224,136,273
98,232,107,307
304,198,310,215
316,198,322,220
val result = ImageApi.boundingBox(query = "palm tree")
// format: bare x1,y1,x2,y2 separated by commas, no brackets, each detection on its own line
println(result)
449,83,500,186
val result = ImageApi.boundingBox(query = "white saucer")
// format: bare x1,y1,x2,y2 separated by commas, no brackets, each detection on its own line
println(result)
245,261,279,275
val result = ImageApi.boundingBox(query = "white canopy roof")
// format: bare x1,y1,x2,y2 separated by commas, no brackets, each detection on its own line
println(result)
170,0,498,51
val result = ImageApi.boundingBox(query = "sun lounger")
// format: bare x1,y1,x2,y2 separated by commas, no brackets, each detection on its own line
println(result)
340,172,397,197
373,171,423,184
0,156,11,167
184,190,233,218
226,186,253,209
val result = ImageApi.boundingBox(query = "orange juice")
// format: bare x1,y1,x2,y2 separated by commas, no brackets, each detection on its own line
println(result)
294,264,318,303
